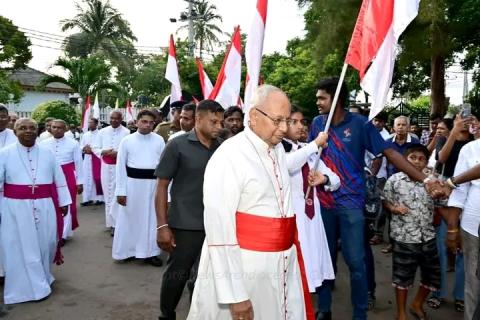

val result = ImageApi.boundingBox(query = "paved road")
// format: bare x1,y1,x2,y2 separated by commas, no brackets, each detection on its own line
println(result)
1,204,464,319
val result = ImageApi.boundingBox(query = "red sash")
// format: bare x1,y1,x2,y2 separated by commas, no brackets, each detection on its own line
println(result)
61,162,79,230
91,154,103,195
236,212,314,320
4,183,64,265
102,154,116,165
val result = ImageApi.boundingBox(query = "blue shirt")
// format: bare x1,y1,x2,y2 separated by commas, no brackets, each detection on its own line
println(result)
308,112,390,209
386,134,420,177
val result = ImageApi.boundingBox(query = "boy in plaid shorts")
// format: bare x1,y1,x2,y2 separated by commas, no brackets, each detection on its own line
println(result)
382,144,440,320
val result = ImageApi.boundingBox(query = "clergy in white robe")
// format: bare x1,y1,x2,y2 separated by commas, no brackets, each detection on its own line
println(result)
0,118,71,304
80,119,103,204
0,107,18,277
40,120,83,240
113,110,165,261
282,108,338,292
92,111,130,229
188,86,320,320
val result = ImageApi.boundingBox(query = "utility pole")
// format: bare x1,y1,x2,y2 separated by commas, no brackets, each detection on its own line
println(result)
462,70,469,103
188,0,195,56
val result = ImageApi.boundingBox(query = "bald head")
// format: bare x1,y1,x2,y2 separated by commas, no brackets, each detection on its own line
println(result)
249,85,291,147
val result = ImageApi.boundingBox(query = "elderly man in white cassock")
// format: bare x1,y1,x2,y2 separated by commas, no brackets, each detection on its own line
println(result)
40,119,83,242
93,110,130,235
188,85,327,320
80,118,103,206
113,109,165,266
0,118,70,304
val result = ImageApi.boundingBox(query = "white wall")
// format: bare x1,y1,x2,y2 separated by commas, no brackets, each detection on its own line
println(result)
12,91,70,113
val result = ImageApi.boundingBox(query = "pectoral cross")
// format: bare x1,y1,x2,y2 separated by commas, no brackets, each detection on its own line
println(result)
29,184,39,195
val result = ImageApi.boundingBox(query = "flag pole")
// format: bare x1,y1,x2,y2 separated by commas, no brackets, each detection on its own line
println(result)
305,63,348,200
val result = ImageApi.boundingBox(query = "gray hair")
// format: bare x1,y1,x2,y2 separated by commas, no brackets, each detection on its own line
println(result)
110,110,123,118
52,119,67,127
394,115,410,126
14,117,38,130
250,84,285,108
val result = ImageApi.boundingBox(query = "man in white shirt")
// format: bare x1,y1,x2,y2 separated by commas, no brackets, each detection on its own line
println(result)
0,118,70,304
93,111,130,235
80,118,103,206
113,110,165,266
446,138,480,319
40,120,83,241
38,117,54,141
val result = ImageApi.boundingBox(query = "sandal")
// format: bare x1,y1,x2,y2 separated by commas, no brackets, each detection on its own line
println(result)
409,308,428,320
454,300,464,312
426,297,443,309
367,292,376,310
381,244,392,254
369,235,383,245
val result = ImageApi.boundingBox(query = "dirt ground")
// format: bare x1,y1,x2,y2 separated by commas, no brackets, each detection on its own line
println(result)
1,204,464,320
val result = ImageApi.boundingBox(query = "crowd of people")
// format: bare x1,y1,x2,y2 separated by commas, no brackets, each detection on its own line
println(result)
0,78,479,320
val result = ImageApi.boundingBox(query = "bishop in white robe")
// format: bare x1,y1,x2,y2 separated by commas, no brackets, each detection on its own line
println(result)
0,118,71,304
80,120,103,204
93,111,130,229
188,86,319,320
113,117,165,260
40,120,83,240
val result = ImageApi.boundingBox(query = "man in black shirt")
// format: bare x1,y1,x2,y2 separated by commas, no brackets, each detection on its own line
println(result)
154,100,224,320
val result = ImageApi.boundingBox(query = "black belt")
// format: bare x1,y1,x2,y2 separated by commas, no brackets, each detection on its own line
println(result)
126,166,156,180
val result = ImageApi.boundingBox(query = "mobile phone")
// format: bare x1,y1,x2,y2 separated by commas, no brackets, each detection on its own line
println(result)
461,103,472,118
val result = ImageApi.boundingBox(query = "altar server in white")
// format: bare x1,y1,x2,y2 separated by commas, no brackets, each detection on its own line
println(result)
0,118,70,304
113,110,165,266
80,118,103,205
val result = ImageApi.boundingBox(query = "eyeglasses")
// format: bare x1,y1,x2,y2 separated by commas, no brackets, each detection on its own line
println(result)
255,108,293,127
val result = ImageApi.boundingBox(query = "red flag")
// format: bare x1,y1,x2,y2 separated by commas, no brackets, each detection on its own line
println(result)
209,26,242,109
125,100,134,122
165,35,182,103
345,0,420,119
196,58,214,100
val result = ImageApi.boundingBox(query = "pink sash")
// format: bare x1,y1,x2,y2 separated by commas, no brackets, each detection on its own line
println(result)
102,154,116,165
4,183,64,265
91,154,103,195
61,162,79,230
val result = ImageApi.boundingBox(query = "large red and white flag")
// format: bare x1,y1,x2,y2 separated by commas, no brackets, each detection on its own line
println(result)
244,0,268,120
125,100,135,122
165,35,182,103
196,58,214,99
81,95,92,133
92,92,100,120
345,0,420,120
209,26,242,109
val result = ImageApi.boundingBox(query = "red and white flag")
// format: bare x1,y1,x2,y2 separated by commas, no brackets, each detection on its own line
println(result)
165,35,182,103
209,26,242,109
81,95,92,133
345,0,420,120
244,0,268,120
92,92,100,120
196,58,214,100
125,100,135,122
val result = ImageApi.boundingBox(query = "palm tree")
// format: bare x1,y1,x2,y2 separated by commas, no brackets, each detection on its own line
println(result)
60,0,137,66
179,0,223,58
41,56,118,105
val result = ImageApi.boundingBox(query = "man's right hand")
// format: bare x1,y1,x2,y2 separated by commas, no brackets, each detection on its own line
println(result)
117,196,127,206
157,227,176,253
101,149,113,156
230,300,254,320
314,132,329,148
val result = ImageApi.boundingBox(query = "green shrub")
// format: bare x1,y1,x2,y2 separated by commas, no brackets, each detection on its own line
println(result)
32,100,80,125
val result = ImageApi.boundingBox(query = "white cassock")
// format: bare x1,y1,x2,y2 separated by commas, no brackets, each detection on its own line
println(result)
284,139,337,292
38,130,52,142
188,127,312,320
93,125,130,228
0,142,71,304
0,128,17,277
80,130,104,203
41,136,83,239
112,132,165,260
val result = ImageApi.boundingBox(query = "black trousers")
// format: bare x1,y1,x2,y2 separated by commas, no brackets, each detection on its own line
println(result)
159,228,205,320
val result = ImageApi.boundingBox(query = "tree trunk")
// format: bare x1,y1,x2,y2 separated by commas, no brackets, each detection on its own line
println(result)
430,54,447,116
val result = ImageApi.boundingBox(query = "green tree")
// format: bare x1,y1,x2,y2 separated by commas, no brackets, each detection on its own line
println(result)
32,100,80,125
40,55,117,100
60,0,137,68
0,72,22,103
179,0,223,58
0,16,32,69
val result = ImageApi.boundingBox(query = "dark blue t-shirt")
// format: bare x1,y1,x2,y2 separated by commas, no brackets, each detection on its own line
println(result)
308,112,390,209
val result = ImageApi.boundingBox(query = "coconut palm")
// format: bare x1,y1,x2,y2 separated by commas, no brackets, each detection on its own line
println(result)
60,0,137,66
40,55,118,101
179,0,223,58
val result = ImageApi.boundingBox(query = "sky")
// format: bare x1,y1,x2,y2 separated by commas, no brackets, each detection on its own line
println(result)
2,0,472,105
